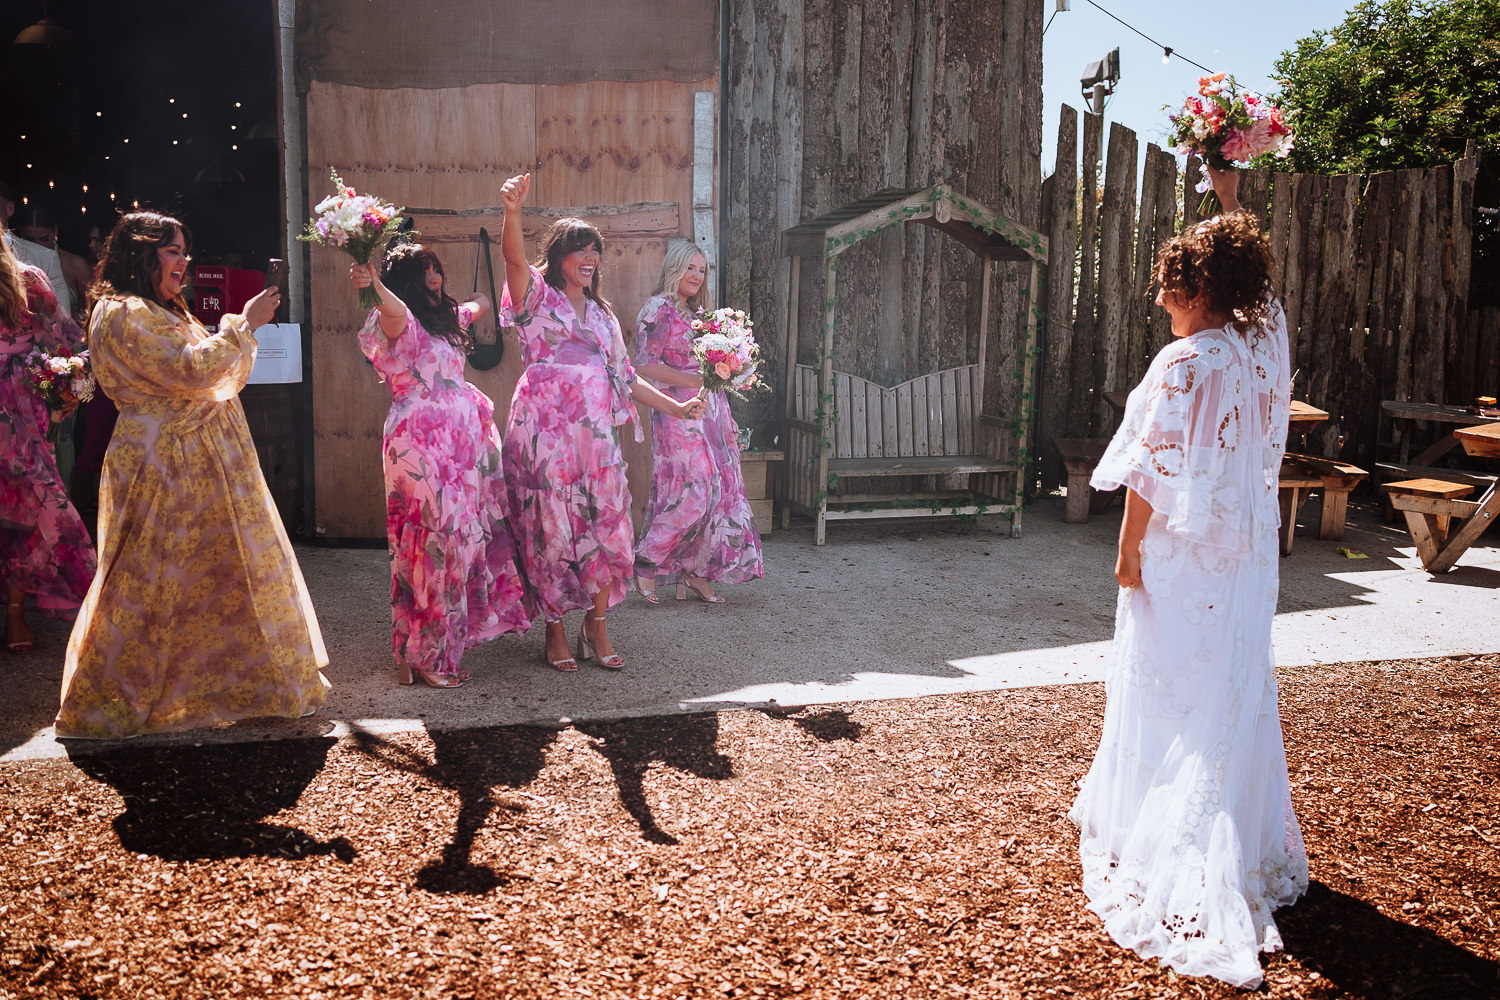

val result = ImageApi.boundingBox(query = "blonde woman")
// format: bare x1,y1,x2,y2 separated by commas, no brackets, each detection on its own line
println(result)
631,239,762,604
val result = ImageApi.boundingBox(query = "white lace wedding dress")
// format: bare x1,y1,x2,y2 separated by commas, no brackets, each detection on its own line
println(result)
1069,301,1308,989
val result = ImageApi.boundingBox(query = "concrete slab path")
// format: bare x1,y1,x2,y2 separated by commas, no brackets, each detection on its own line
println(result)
5,494,1497,762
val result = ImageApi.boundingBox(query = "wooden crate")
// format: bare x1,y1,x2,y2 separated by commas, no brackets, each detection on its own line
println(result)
740,449,782,535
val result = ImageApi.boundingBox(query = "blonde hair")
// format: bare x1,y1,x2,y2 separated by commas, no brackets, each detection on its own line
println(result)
653,238,712,312
0,235,25,329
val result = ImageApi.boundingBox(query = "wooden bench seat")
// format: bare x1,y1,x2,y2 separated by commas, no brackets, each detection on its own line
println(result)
1381,478,1484,571
1052,437,1119,523
783,363,1023,542
1277,454,1369,556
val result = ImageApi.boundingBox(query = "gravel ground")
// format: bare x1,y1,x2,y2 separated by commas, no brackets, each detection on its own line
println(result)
1,653,1496,999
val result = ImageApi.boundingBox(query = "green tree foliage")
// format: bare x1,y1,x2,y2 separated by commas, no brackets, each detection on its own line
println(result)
1270,0,1500,173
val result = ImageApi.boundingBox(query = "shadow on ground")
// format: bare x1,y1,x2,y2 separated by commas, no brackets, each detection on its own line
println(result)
65,737,355,862
1279,880,1500,999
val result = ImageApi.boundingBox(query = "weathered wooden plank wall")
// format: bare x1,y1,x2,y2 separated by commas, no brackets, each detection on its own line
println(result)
304,78,712,538
726,0,1044,439
1037,103,1487,489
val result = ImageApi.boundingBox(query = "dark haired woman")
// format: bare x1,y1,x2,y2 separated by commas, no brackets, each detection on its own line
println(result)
56,212,328,739
349,242,532,688
0,231,95,655
1067,168,1306,988
497,173,703,671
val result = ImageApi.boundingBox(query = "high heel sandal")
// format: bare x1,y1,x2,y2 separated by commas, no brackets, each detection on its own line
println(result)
543,621,577,672
5,602,32,655
396,663,464,688
575,615,624,670
633,574,660,605
675,578,725,604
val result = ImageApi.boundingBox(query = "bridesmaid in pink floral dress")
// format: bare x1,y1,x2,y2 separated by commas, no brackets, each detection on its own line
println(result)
632,239,763,603
0,238,96,654
351,243,533,688
497,173,703,672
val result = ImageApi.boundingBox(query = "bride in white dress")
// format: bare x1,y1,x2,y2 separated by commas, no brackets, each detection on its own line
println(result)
1069,167,1308,990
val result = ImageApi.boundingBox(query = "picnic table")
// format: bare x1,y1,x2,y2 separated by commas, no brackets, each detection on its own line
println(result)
1381,421,1500,573
1380,399,1500,466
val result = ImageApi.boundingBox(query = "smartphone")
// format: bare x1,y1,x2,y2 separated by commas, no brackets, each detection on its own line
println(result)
267,259,288,321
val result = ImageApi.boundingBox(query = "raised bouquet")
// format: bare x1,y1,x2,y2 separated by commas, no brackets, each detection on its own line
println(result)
1167,74,1293,212
299,169,410,309
27,348,95,441
691,307,766,400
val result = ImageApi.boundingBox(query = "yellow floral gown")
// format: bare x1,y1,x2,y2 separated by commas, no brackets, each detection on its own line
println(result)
56,297,329,738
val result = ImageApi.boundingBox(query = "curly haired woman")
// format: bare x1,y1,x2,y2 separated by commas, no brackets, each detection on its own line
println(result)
1068,167,1307,989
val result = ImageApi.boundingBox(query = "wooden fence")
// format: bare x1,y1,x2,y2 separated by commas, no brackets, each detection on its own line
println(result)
1036,103,1489,489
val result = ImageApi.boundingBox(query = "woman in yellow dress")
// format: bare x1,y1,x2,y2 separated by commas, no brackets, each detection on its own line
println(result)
55,212,329,739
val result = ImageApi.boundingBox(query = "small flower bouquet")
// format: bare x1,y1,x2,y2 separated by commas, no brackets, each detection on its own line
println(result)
27,348,95,441
299,169,410,309
691,307,766,400
1167,74,1293,212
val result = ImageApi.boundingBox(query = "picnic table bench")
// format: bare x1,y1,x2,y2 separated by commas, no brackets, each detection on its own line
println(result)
1381,422,1500,573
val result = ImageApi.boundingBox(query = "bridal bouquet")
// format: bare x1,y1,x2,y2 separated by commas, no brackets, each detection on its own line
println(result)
1167,74,1293,211
27,348,95,440
691,307,766,400
300,169,410,309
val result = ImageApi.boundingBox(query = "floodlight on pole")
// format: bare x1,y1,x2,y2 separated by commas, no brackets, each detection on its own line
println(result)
1080,48,1120,115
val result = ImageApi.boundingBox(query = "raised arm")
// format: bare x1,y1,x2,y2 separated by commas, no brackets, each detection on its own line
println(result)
1206,164,1243,214
500,173,532,310
350,261,408,339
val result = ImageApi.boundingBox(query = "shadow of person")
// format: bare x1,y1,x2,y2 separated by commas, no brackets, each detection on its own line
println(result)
1278,880,1499,999
65,737,354,862
574,713,733,846
758,706,864,743
346,723,558,895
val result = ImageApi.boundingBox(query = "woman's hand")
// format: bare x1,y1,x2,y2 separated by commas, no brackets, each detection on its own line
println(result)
243,285,281,330
350,261,377,291
500,173,530,214
1114,543,1143,589
679,396,706,420
1206,164,1243,214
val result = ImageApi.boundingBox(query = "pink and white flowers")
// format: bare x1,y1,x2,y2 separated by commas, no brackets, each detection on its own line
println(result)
1168,74,1294,197
28,348,95,440
300,169,409,308
691,307,765,400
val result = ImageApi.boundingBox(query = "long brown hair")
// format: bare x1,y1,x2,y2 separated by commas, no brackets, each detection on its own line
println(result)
535,218,613,318
92,211,193,316
381,242,468,352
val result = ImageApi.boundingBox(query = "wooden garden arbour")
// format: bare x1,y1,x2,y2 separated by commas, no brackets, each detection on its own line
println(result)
779,185,1049,544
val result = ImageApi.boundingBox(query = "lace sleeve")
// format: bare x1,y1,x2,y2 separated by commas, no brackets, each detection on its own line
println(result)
1092,332,1257,555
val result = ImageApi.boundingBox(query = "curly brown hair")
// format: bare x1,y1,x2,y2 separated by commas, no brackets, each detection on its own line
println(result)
1156,212,1276,333
92,211,192,316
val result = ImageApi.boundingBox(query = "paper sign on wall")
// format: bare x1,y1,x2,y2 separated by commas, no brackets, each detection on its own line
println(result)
248,323,303,384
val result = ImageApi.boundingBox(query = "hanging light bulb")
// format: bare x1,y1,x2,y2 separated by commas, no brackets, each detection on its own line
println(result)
48,179,54,189
1161,47,1172,65
82,184,88,192
80,204,86,213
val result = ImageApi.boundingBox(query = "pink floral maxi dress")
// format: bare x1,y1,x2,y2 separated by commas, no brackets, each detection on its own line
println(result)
501,267,638,619
632,295,763,587
1068,301,1306,989
0,268,95,614
359,306,533,676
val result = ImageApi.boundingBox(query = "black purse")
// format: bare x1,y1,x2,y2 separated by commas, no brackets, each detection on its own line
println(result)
468,226,504,372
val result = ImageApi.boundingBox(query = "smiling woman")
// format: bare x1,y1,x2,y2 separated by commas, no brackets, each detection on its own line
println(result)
55,211,330,740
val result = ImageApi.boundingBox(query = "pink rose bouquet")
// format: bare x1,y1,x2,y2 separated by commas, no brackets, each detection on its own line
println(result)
691,307,766,400
1167,73,1293,212
27,348,95,441
299,169,410,309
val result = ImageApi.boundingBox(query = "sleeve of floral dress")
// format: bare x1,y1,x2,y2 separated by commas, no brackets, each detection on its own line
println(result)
1091,336,1255,555
23,269,85,355
498,264,545,326
91,297,256,403
633,296,674,370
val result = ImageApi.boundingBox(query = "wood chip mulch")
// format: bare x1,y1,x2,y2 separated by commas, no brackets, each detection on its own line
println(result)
1,654,1496,999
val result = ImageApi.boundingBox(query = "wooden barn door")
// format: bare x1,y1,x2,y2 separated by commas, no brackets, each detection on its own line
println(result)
304,78,714,539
